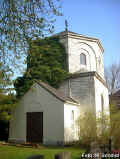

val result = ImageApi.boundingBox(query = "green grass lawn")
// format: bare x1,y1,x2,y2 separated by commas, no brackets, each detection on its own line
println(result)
0,145,85,159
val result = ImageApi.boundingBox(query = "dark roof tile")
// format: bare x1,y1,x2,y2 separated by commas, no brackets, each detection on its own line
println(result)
112,90,120,96
35,80,79,104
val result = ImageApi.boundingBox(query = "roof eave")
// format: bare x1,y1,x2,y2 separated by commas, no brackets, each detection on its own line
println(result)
65,100,80,106
57,31,104,53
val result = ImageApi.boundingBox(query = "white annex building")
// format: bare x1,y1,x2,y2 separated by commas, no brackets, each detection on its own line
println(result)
9,31,109,145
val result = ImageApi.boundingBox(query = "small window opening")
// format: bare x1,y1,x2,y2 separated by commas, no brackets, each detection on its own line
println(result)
80,53,86,65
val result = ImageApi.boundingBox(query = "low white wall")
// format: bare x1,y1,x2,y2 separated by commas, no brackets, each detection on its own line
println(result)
9,83,64,145
94,77,109,115
60,35,104,79
64,103,80,143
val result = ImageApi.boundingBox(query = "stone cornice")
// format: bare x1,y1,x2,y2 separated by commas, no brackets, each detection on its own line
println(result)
94,72,108,88
66,71,108,89
34,80,79,105
56,31,104,53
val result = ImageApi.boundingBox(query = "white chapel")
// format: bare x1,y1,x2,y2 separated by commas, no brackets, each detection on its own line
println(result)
9,31,109,145
58,31,109,114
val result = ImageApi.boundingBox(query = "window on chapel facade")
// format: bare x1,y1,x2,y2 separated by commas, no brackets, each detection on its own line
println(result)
80,53,86,65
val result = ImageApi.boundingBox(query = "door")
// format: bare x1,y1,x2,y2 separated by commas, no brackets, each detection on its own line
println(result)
27,112,43,143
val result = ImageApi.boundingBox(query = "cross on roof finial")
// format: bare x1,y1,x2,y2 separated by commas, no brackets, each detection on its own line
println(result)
65,20,68,31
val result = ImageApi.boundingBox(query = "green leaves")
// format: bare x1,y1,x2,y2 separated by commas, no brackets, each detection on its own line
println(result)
0,62,17,121
15,36,69,97
110,103,120,148
0,0,62,72
0,93,18,121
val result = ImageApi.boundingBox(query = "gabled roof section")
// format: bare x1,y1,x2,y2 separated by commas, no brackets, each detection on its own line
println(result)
109,90,120,109
35,80,80,105
55,30,104,53
111,90,120,97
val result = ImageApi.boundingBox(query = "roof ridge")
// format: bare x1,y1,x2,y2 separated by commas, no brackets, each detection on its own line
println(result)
55,30,99,41
112,89,120,96
34,80,79,104
54,30,104,53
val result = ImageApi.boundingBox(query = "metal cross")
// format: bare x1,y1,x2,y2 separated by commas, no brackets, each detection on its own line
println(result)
65,20,68,31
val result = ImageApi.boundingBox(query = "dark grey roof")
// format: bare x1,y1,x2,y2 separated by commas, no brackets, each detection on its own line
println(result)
109,90,120,109
35,80,79,104
111,90,120,97
110,90,120,97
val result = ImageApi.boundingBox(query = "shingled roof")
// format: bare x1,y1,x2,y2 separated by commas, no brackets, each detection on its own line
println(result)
35,80,80,105
110,90,120,108
112,90,120,97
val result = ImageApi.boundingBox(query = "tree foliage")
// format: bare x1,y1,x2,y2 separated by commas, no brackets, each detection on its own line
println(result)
0,63,17,121
77,111,97,146
0,93,17,121
14,36,69,97
77,110,110,147
0,0,62,119
105,62,120,94
0,0,61,68
109,102,120,149
77,106,120,149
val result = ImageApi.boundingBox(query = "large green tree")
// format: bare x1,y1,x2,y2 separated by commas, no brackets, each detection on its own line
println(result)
0,0,61,120
0,62,17,121
105,62,120,94
0,93,17,121
0,0,61,69
14,36,69,97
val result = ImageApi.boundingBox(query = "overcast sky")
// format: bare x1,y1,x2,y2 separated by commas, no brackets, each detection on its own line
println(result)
54,0,120,67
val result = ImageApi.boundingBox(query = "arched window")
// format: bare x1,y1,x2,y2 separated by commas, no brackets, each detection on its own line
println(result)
80,53,86,65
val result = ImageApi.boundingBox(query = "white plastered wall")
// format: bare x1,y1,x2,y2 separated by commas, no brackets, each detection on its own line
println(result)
64,103,80,143
60,36,104,79
94,77,109,115
9,83,64,145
